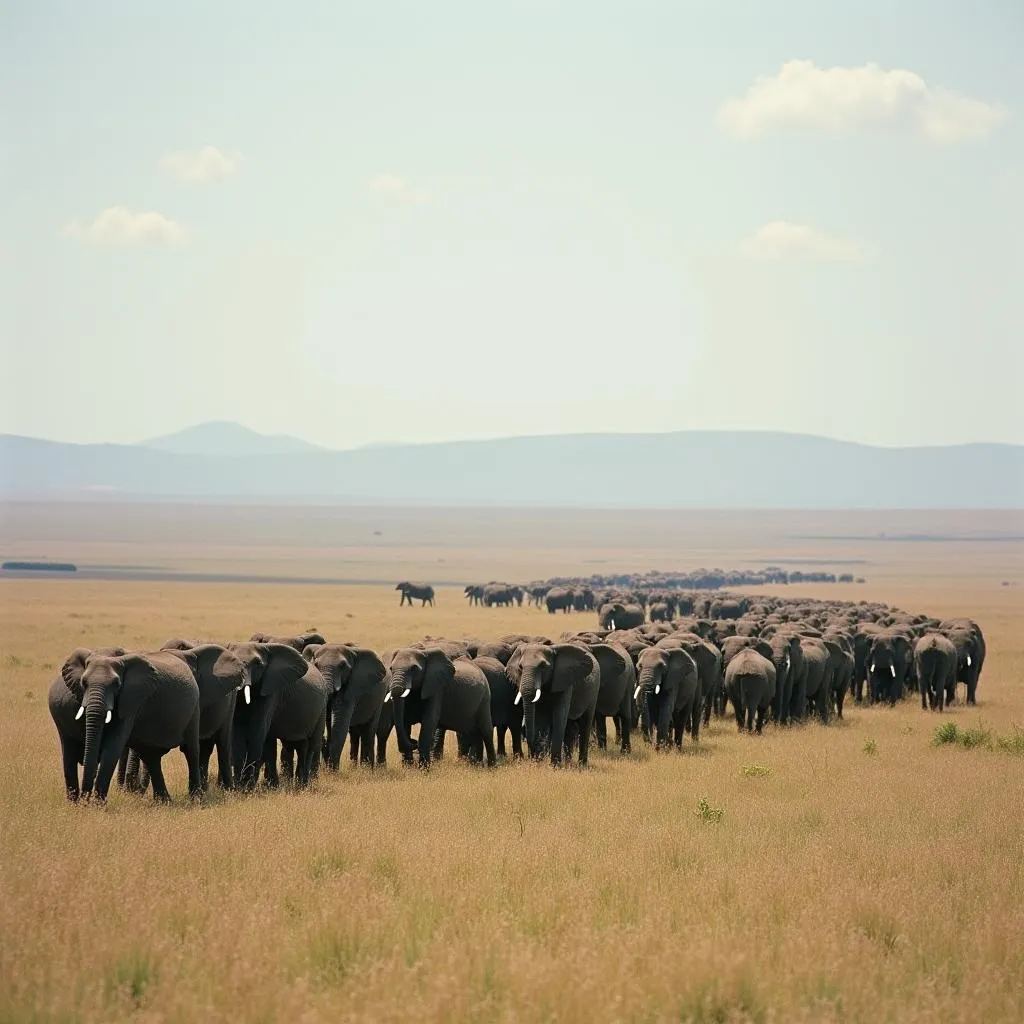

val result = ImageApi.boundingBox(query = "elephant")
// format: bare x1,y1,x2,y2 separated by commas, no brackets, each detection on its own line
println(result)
584,642,635,754
304,644,387,769
464,584,484,606
649,601,672,623
851,623,883,703
386,648,496,767
914,633,956,711
795,637,831,722
468,640,516,665
865,631,911,706
227,641,329,788
725,649,776,733
572,588,595,612
483,583,516,607
545,586,576,614
58,648,203,802
507,643,599,766
657,634,722,724
250,630,326,651
822,632,854,719
48,646,125,801
941,619,986,705
598,602,644,630
470,655,522,759
635,645,700,748
396,582,435,607
767,632,802,725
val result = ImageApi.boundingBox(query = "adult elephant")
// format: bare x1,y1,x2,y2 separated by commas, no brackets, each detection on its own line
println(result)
914,633,956,711
472,655,522,759
304,644,387,769
583,642,635,754
386,647,496,767
464,584,484,606
58,648,202,802
507,643,599,766
795,637,831,722
250,630,326,651
483,583,514,607
395,582,436,607
598,602,644,630
767,632,802,725
822,631,854,719
545,586,575,614
725,649,776,733
635,645,700,748
657,634,722,725
941,619,986,705
228,641,329,788
48,646,125,801
851,623,883,703
866,631,911,706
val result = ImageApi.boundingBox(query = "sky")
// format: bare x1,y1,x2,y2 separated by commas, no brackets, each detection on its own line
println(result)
2,1,1022,449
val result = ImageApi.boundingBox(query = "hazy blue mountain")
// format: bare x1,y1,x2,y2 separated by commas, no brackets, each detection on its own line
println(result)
1,430,1021,508
143,421,326,457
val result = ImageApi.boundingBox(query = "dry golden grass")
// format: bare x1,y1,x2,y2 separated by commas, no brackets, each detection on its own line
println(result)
2,517,1024,1022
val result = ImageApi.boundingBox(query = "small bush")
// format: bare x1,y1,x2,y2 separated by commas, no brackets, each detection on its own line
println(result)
695,797,724,823
933,722,959,746
933,721,1003,751
996,726,1024,756
740,763,772,777
863,739,878,756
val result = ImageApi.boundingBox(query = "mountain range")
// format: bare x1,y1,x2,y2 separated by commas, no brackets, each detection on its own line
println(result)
1,423,1021,508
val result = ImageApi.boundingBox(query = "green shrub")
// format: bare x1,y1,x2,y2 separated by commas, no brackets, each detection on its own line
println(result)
695,797,724,823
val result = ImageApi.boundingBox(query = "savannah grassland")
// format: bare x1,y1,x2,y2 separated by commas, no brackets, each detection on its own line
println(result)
1,506,1023,1023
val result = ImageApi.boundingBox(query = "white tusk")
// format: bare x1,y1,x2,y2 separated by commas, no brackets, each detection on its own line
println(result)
655,684,660,695
890,666,896,678
514,692,522,705
869,663,875,673
75,706,84,720
105,710,112,724
532,688,542,703
966,655,971,667
401,688,410,699
243,684,251,705
634,685,641,701
384,691,392,703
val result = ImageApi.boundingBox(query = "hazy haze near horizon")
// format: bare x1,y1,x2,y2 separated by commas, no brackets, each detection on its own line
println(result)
3,1,1022,449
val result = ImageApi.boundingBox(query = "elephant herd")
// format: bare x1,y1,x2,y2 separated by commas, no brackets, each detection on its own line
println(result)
48,597,984,805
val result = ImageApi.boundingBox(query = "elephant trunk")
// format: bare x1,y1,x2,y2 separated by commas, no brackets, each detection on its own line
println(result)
519,670,540,756
80,690,108,796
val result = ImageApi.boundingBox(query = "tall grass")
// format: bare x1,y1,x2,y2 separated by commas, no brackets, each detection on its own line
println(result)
1,579,1023,1022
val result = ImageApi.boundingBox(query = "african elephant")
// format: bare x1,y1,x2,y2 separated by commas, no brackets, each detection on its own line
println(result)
304,644,387,769
914,633,956,711
851,623,883,703
387,648,496,767
48,646,125,801
598,602,644,630
657,634,722,725
59,648,203,802
866,631,911,706
464,584,484,606
941,619,986,705
396,582,435,607
250,630,326,651
767,632,802,725
585,642,635,754
507,643,599,766
227,641,329,788
483,583,515,607
822,632,854,719
725,649,776,733
545,587,576,614
635,645,700,748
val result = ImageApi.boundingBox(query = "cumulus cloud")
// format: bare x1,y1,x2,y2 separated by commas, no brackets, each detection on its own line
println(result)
740,221,865,263
160,146,241,183
63,206,187,246
368,173,433,205
719,60,1003,142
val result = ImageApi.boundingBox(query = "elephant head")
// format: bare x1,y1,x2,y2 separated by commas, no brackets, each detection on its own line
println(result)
249,630,326,652
166,643,249,711
306,644,387,768
385,647,455,754
62,650,159,796
635,646,696,742
508,643,593,755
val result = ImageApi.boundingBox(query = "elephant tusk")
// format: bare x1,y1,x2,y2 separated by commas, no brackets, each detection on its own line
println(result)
243,684,251,705
105,710,112,724
401,688,410,699
890,666,896,678
75,706,84,720
966,655,971,667
634,685,641,701
384,691,392,703
870,663,875,673
514,691,522,705
532,688,542,703
655,684,661,695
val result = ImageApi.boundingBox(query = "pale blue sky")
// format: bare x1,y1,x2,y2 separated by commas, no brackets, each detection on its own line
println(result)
3,1,1021,448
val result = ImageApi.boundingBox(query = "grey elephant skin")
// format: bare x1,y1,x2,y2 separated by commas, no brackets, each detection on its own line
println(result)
305,643,387,769
636,646,700,748
228,641,328,788
396,582,435,607
507,643,599,766
725,649,776,733
586,642,635,754
58,648,203,802
914,633,957,711
387,647,496,767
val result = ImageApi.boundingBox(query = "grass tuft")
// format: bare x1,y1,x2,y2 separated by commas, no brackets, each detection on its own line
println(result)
862,739,878,756
740,763,772,777
695,797,724,823
105,952,157,1007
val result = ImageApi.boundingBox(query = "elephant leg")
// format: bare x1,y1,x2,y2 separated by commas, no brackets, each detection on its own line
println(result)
967,671,978,705
198,736,215,791
495,725,507,758
510,719,523,759
139,748,171,802
93,722,131,801
279,743,295,781
594,715,607,749
178,712,203,799
576,708,594,766
432,728,446,761
60,735,82,802
215,725,233,789
262,737,280,788
418,706,442,768
292,738,311,787
550,695,570,766
116,747,130,789
755,704,766,734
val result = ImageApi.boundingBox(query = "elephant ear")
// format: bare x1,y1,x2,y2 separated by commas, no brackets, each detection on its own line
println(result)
296,631,327,649
160,638,197,651
589,643,628,684
350,648,387,696
115,654,161,723
249,632,274,642
177,644,245,705
505,647,524,684
302,643,323,663
551,644,594,693
60,648,93,697
421,648,455,702
260,643,309,696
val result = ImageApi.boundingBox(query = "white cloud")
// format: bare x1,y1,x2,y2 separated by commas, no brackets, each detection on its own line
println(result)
368,173,433,205
719,60,1003,142
160,146,241,183
63,206,187,246
740,221,865,263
